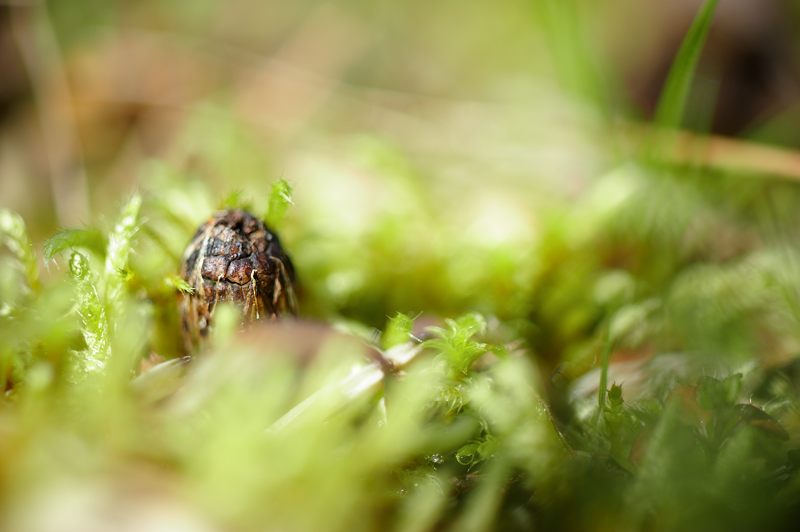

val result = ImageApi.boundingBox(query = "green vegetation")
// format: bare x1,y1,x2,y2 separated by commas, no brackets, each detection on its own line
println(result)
2,0,800,530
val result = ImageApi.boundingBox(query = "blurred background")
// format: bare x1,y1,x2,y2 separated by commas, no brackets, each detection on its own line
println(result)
2,0,799,238
5,0,800,373
2,0,800,375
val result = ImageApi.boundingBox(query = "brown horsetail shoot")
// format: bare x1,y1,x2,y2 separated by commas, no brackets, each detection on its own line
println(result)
178,209,297,351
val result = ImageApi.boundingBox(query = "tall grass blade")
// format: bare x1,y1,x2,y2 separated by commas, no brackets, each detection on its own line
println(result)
532,0,608,108
654,0,719,130
596,321,613,419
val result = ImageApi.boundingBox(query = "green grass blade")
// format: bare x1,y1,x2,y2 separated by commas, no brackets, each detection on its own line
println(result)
532,0,608,107
596,321,613,418
654,0,719,130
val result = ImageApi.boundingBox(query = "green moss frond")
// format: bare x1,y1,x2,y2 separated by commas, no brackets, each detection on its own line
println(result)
68,251,110,376
0,208,40,294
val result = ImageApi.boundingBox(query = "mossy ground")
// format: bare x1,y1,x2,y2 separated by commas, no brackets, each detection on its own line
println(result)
2,1,800,530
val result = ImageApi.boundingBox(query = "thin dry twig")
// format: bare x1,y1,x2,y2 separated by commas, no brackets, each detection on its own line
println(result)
622,123,800,182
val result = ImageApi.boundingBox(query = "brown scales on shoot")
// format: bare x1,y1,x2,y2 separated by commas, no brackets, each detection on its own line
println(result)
179,209,297,351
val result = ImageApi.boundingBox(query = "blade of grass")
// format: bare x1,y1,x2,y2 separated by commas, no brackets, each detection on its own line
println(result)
596,320,613,422
654,0,719,130
531,0,608,108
